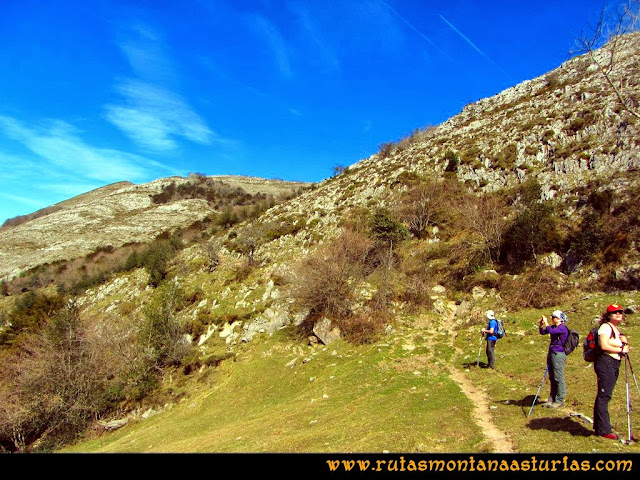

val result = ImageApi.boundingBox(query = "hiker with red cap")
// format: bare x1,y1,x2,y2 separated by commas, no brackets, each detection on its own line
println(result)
593,304,630,440
538,310,569,408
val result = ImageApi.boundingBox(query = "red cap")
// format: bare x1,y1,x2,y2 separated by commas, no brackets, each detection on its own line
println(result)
606,304,624,313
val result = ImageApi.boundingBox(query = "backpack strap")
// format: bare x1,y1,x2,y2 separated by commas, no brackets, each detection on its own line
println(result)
600,322,616,339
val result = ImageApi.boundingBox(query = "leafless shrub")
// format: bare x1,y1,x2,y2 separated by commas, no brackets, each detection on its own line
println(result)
339,313,386,345
399,275,434,313
394,177,447,239
378,142,395,159
571,1,640,120
204,239,221,272
455,193,507,264
498,265,574,310
0,302,126,451
293,229,374,320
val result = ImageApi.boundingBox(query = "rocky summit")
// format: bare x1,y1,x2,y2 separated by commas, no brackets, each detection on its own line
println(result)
0,175,307,280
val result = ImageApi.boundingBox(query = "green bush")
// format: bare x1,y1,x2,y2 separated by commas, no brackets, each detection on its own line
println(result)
139,281,191,368
570,212,605,263
460,146,483,168
124,250,141,271
499,181,559,270
141,239,179,287
368,208,408,247
493,144,517,170
0,292,66,347
500,201,559,270
444,150,459,172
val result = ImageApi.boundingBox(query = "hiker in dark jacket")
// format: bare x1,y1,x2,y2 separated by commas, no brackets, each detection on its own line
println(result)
538,310,569,408
593,304,630,440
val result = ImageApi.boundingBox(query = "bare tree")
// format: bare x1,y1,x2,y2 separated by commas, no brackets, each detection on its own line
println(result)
572,0,640,119
204,238,221,272
456,193,507,265
395,178,446,239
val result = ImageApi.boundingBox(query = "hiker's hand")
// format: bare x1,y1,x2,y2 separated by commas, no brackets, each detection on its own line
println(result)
620,334,628,344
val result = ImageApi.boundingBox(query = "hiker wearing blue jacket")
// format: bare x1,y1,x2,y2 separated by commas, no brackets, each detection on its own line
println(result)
481,310,499,369
538,310,569,408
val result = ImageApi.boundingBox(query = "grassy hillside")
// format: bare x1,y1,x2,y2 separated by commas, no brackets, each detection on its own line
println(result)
64,290,640,453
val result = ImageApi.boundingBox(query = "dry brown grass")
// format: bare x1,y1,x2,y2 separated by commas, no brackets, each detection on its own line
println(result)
498,265,575,310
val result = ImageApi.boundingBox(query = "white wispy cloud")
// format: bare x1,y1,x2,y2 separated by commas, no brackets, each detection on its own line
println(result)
107,21,227,152
290,3,340,72
0,115,180,221
250,14,293,78
439,14,507,74
105,79,223,151
0,115,177,182
380,1,439,50
116,22,176,83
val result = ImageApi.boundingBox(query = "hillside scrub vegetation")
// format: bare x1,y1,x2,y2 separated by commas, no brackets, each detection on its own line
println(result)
0,283,194,452
3,165,638,451
150,173,287,212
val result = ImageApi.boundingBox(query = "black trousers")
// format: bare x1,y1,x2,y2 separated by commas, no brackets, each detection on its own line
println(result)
593,354,621,435
486,339,496,369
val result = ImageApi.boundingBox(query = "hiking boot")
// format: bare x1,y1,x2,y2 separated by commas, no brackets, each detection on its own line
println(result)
599,433,619,440
548,402,564,408
540,401,554,408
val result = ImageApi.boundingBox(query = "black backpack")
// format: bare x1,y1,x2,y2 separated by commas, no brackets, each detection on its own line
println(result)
563,328,580,355
583,323,614,362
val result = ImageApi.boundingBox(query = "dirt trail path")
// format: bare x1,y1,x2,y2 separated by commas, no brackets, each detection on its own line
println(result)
421,310,516,453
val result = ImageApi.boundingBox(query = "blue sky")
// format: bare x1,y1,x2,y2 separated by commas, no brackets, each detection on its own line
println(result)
0,0,622,223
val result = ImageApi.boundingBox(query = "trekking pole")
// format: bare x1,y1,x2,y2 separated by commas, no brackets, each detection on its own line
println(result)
476,332,484,367
527,365,549,418
625,354,640,398
624,355,633,444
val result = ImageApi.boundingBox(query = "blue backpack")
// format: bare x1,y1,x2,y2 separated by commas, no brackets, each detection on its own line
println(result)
495,318,505,339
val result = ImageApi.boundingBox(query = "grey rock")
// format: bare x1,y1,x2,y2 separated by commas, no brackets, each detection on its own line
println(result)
100,418,129,431
313,317,342,345
615,264,640,288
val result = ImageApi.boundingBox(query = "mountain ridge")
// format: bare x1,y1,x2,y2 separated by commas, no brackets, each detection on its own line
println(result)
0,175,308,280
